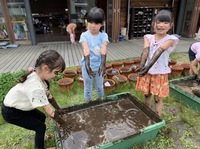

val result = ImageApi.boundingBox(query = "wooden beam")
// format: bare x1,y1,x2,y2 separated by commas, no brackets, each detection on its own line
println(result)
189,0,200,37
0,0,15,44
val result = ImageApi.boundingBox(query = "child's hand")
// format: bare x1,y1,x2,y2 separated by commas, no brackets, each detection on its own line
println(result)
98,65,106,76
86,66,95,78
57,108,66,115
135,66,142,72
138,67,148,76
98,54,106,76
84,55,95,78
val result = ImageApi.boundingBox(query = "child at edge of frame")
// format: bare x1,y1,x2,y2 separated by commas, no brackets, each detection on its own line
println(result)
79,7,109,103
1,50,72,149
66,22,77,44
135,9,179,116
187,41,200,97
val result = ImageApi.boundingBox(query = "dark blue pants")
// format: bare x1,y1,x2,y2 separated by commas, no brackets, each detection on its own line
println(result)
188,46,195,62
1,104,46,149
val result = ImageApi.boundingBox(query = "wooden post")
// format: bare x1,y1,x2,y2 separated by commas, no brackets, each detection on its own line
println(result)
0,0,15,44
112,0,121,42
189,0,200,38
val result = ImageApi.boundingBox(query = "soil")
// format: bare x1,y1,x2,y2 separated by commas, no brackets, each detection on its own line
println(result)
165,78,200,149
57,96,158,149
164,105,200,149
173,79,200,96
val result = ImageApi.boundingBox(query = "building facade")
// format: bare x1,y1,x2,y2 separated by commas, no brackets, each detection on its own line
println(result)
0,0,199,45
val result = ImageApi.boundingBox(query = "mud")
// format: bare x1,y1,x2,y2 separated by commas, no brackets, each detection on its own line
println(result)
58,97,156,149
173,79,200,96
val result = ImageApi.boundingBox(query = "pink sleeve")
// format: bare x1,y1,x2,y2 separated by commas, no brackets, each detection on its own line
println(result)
144,34,153,43
170,35,179,49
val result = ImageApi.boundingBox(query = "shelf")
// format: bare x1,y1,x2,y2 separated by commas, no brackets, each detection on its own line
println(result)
129,7,154,38
75,3,88,7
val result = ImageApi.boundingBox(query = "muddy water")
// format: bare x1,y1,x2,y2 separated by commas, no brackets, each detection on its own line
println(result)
173,79,200,95
59,98,155,149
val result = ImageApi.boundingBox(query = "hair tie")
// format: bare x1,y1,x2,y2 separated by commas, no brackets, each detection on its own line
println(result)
28,67,36,72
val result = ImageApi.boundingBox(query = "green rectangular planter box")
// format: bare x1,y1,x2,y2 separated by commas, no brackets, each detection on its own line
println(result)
55,92,165,149
169,76,200,113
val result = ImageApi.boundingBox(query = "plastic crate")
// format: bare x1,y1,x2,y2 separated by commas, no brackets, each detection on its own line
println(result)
169,76,200,113
55,92,165,149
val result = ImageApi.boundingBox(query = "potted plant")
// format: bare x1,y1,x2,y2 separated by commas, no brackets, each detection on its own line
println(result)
111,61,123,69
112,74,127,87
77,75,84,88
106,68,120,79
57,77,74,93
103,79,116,94
63,69,77,80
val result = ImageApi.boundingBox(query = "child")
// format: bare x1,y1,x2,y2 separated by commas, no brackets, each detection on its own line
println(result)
79,7,109,103
188,42,200,97
1,50,71,149
188,42,200,77
135,10,179,116
66,23,77,44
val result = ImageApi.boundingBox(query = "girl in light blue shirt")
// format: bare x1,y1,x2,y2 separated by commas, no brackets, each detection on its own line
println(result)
79,7,109,102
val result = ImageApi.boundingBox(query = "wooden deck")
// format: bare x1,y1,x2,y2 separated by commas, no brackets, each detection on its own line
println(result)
0,37,196,73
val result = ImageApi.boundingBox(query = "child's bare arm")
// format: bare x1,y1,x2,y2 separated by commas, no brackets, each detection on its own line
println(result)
100,41,107,55
191,59,199,75
82,42,90,56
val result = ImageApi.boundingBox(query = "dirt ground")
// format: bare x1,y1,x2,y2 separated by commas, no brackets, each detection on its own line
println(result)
165,78,200,149
164,107,200,149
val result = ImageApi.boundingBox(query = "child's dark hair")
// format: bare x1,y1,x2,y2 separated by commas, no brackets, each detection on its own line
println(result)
154,10,172,23
19,50,66,88
87,7,105,32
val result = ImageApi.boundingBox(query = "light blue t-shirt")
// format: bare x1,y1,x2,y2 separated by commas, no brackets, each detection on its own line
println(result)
79,30,109,71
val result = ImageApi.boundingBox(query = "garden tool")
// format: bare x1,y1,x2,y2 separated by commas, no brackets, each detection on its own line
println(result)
52,110,73,137
138,47,165,76
192,89,200,98
48,97,65,115
84,55,95,78
98,54,106,76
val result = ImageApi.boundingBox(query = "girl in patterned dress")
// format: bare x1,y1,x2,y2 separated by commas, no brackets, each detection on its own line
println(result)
135,10,179,116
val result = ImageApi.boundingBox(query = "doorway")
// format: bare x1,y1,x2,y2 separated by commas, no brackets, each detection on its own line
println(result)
29,0,116,43
30,0,69,43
